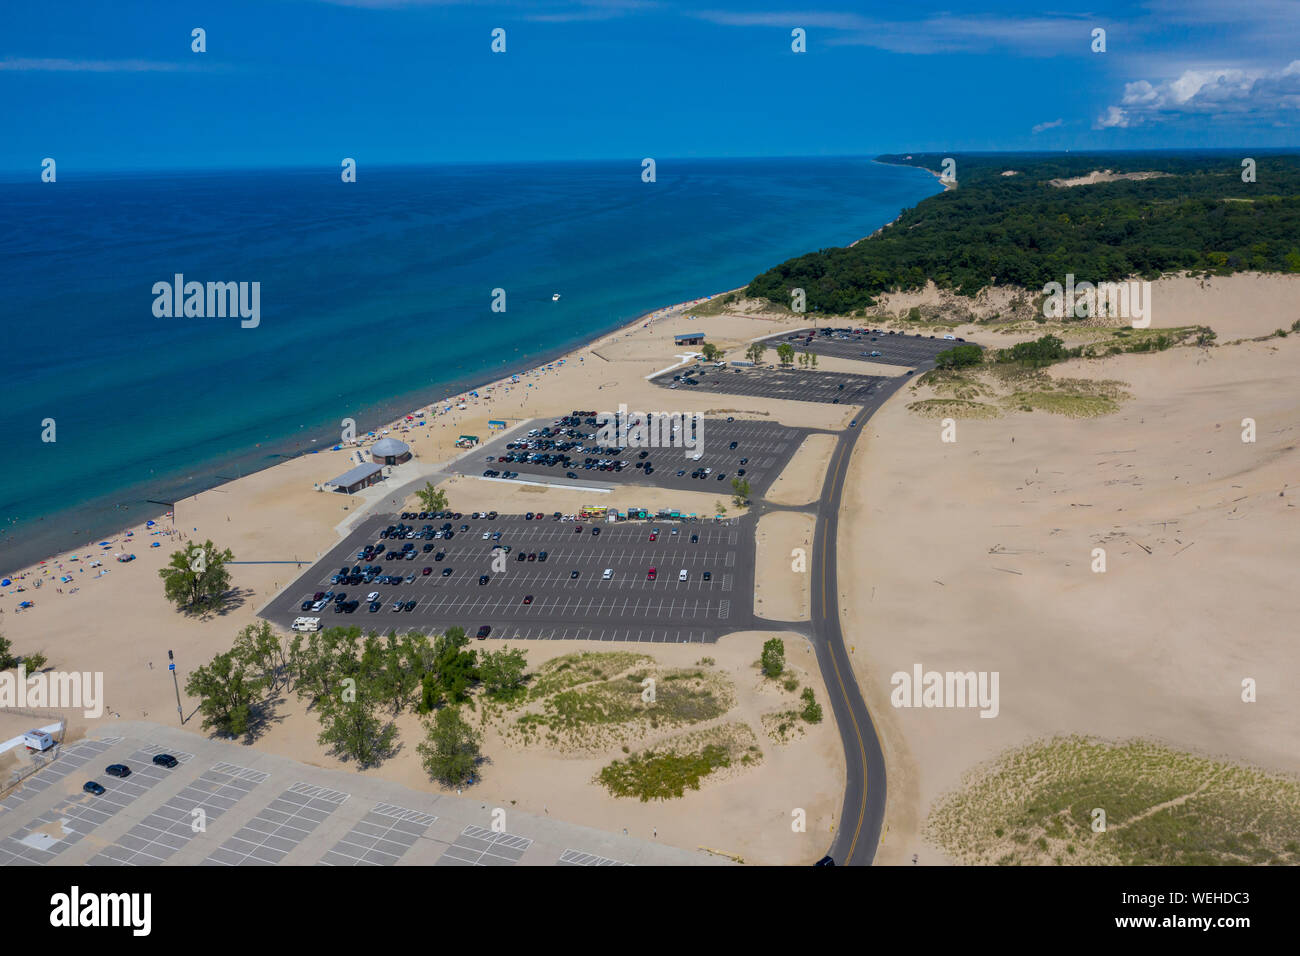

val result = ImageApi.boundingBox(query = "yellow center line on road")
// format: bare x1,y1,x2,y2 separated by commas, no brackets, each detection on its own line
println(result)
820,439,870,862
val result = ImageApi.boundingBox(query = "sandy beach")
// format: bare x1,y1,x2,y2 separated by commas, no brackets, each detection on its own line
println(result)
4,266,1297,866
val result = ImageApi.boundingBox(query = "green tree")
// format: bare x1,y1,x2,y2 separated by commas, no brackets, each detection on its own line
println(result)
316,696,397,768
185,650,266,737
731,477,751,507
415,482,448,514
776,342,795,366
25,651,49,672
935,344,983,369
418,627,478,712
418,706,483,786
745,341,767,365
158,540,234,612
1002,334,1067,367
0,635,15,670
907,306,922,323
760,637,785,678
809,351,818,368
800,687,824,724
700,342,721,362
232,621,288,692
479,646,529,700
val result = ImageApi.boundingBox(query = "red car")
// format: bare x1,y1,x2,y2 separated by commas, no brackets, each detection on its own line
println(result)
422,566,432,575
574,525,583,533
649,533,657,542
647,567,657,580
523,595,533,605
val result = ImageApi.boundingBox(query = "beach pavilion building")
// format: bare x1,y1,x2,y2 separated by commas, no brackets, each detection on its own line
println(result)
326,462,383,494
674,332,706,346
370,437,412,465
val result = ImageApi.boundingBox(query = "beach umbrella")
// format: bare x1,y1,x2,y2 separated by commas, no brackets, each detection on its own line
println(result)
146,520,155,527
98,541,111,546
1,578,10,586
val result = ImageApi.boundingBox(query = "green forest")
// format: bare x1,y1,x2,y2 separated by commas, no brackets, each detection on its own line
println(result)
746,152,1300,314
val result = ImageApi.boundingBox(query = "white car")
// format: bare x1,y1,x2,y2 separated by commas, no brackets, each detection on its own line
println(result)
692,452,702,461
602,568,614,580
678,569,688,582
482,531,490,539
366,591,379,603
943,334,956,340
311,600,328,612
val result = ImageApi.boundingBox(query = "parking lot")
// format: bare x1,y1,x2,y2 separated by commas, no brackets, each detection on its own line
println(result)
654,363,897,406
778,326,962,367
0,723,725,866
464,416,809,497
0,740,173,865
264,512,758,643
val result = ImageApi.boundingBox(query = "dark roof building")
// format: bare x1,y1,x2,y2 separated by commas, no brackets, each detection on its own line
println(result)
326,462,383,494
674,332,705,346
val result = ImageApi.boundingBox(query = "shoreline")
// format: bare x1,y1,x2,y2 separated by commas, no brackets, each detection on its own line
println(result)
0,293,716,589
2,166,946,583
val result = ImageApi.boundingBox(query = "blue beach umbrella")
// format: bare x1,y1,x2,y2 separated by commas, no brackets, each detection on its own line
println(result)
1,578,10,586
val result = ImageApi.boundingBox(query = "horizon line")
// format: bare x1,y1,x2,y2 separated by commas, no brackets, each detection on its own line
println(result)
3,146,1299,182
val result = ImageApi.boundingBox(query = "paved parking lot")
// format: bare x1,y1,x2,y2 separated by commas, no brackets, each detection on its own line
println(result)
89,758,265,866
318,804,439,866
265,512,758,642
435,825,534,866
777,327,961,367
465,416,809,497
654,364,897,406
0,723,728,867
203,782,350,866
0,740,169,865
558,848,631,866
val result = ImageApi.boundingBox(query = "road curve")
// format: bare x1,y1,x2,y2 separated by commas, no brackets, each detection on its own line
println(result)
810,367,932,866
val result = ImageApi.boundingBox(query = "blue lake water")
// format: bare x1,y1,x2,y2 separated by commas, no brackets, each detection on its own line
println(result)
0,157,939,572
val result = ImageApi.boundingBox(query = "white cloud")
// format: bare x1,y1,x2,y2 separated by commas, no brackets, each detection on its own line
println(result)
692,9,1100,56
1032,118,1064,133
1097,60,1300,127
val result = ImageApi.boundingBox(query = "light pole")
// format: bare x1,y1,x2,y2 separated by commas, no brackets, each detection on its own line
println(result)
168,649,183,724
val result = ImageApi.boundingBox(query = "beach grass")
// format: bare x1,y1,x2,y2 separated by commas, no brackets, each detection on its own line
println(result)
506,652,734,751
596,722,760,801
926,736,1300,865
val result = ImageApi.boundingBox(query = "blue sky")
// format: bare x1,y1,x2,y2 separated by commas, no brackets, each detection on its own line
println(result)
2,0,1297,172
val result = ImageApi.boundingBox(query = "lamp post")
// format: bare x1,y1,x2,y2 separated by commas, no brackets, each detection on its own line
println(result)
168,649,183,724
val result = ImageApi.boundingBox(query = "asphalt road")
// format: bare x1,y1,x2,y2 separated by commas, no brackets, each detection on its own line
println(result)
810,361,935,866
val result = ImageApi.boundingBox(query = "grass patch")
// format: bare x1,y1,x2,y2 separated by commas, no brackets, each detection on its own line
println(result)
527,651,650,700
926,736,1300,865
596,723,759,801
513,661,734,750
762,710,806,744
907,398,1001,420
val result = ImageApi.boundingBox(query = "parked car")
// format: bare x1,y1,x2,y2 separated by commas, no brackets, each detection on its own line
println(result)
570,570,580,579
442,567,453,577
647,567,657,580
83,781,106,796
702,571,712,581
523,595,533,605
152,754,178,769
105,764,131,778
476,625,492,640
602,568,613,580
479,574,490,585
679,569,688,581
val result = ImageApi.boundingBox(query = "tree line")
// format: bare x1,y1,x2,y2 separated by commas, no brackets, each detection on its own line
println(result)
746,152,1300,314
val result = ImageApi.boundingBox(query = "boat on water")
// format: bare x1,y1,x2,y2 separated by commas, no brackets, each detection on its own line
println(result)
551,293,561,301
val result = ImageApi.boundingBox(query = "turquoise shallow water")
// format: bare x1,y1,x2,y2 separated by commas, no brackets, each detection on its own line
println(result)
0,157,939,572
